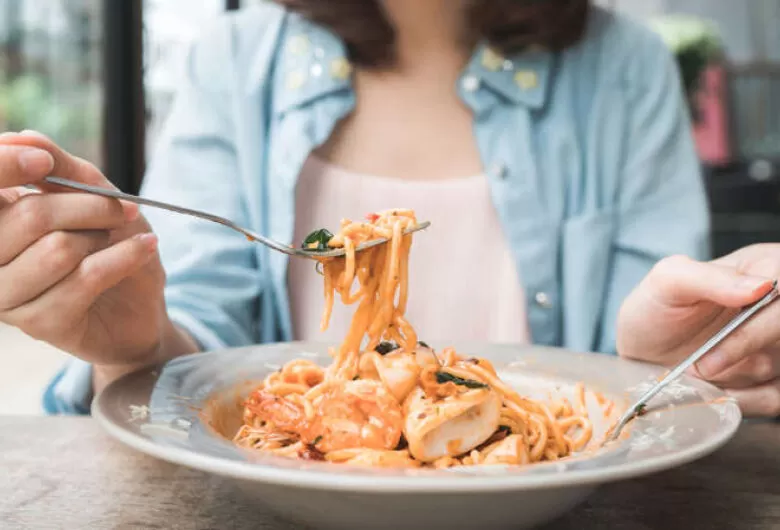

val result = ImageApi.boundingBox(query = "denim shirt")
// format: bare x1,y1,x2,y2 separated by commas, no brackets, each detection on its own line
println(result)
44,4,709,414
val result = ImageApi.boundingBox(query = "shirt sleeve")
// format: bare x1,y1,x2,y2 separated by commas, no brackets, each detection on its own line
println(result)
597,27,711,353
142,17,262,353
43,15,263,414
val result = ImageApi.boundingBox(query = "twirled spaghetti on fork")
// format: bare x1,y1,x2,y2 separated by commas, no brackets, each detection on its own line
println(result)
234,209,604,468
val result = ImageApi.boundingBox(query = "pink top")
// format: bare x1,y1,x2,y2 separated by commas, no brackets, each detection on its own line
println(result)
289,155,530,345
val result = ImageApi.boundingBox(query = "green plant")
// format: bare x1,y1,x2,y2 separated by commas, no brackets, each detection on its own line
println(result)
0,73,100,146
649,15,723,121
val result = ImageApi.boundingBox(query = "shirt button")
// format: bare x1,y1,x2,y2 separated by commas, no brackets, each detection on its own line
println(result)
534,292,553,309
491,163,508,180
462,74,480,93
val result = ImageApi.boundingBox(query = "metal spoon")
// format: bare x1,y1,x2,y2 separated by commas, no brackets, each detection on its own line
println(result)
606,280,779,443
44,177,430,260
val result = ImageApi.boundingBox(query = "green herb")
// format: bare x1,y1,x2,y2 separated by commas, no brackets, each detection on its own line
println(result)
375,341,399,355
636,404,647,417
417,340,430,348
301,228,334,251
497,425,512,434
312,435,323,446
435,371,488,389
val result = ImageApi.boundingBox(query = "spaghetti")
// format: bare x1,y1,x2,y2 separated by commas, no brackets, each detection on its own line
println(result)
234,209,605,468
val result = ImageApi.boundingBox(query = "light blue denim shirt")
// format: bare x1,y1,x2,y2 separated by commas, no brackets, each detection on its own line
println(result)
44,4,709,414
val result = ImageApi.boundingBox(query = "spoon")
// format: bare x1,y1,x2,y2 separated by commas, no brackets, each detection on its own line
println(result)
606,280,779,443
44,177,430,260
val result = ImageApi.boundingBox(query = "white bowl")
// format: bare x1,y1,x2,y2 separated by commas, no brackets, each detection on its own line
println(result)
94,342,741,530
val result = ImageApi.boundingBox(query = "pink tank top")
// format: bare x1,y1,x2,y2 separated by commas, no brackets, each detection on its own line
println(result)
289,155,530,345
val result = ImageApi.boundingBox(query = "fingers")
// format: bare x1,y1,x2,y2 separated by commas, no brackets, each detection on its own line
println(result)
0,130,139,219
714,243,780,271
694,301,780,378
0,192,135,265
2,233,158,344
0,230,110,310
698,348,780,389
0,130,101,187
644,255,774,309
727,378,780,418
0,143,55,188
0,185,38,206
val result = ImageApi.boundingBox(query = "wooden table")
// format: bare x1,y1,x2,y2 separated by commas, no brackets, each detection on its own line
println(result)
2,417,780,529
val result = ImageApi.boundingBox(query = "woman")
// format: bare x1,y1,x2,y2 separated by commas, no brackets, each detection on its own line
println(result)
0,1,717,413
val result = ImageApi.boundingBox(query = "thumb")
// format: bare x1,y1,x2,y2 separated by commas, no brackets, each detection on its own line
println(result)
2,130,140,220
647,255,774,308
2,130,109,188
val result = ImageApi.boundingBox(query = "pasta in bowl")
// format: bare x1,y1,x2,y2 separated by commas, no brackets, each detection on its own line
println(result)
233,210,613,469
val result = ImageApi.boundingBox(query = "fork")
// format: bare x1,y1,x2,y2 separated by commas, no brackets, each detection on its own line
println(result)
44,177,430,260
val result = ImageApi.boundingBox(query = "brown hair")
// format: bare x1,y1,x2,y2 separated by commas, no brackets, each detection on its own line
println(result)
274,0,590,68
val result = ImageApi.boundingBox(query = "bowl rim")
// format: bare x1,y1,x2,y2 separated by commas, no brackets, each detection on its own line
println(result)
92,342,741,493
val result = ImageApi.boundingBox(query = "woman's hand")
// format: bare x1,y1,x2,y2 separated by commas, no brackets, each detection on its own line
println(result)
617,244,780,417
0,131,196,391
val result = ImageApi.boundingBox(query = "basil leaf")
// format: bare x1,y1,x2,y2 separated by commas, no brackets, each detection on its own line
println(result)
302,228,334,251
435,371,488,389
375,341,399,355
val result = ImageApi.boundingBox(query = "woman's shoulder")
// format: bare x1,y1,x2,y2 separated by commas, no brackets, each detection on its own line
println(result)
561,6,677,90
182,3,287,89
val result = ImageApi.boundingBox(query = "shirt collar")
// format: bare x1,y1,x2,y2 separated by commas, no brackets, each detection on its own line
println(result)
272,14,553,116
271,13,353,116
460,42,553,111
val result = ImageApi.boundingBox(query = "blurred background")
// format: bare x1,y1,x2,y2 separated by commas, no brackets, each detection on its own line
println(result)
1,0,779,413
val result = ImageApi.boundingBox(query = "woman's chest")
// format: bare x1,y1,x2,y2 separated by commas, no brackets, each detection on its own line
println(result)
315,76,484,180
288,158,530,344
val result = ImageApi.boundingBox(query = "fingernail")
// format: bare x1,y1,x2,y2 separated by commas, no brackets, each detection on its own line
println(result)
20,129,48,139
134,233,158,253
18,148,55,176
685,364,703,379
736,275,772,294
696,351,727,379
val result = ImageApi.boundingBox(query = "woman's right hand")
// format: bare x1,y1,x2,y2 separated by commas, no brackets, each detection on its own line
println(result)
0,131,194,389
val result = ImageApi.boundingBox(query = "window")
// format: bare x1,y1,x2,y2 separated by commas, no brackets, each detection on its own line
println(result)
0,0,104,164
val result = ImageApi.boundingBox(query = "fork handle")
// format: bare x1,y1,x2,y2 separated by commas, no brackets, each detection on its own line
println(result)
45,177,233,225
42,177,284,250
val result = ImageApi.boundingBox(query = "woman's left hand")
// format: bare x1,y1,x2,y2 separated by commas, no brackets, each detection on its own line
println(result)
617,244,780,417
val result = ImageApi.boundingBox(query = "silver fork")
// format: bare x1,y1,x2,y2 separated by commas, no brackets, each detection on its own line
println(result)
44,177,430,260
606,280,779,443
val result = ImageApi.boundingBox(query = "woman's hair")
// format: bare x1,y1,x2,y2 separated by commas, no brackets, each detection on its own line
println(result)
274,0,590,68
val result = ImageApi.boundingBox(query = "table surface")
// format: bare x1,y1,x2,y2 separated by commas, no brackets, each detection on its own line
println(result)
2,417,780,530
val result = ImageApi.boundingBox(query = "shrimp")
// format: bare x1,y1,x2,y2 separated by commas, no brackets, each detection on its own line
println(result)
308,379,404,452
244,390,307,433
244,380,403,452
